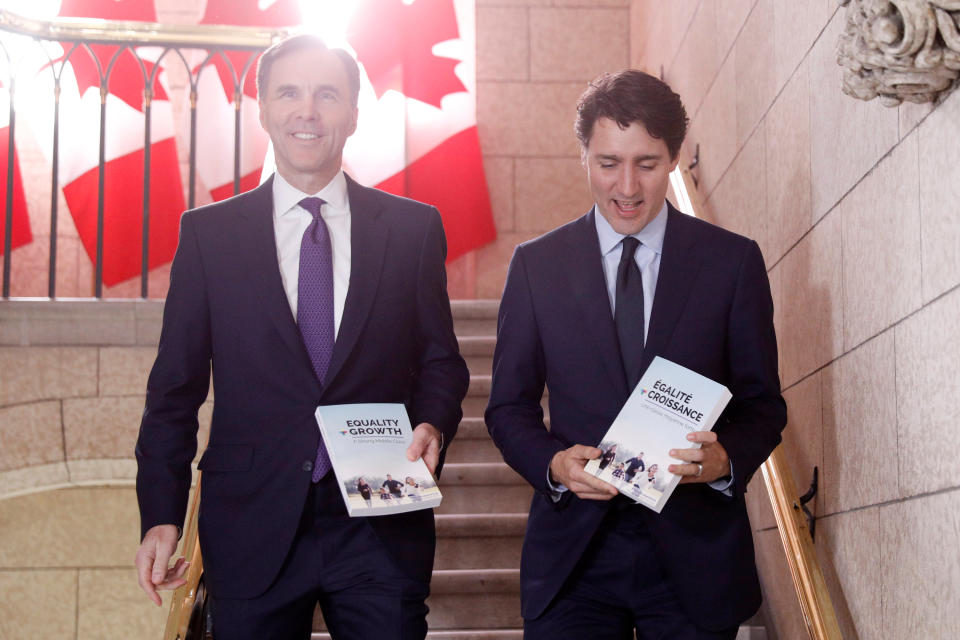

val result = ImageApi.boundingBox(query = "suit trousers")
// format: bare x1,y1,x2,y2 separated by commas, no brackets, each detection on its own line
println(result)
209,474,430,640
523,500,739,640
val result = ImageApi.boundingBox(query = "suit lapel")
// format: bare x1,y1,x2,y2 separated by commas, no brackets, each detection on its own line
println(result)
565,209,630,398
641,203,703,373
237,176,317,374
322,175,388,390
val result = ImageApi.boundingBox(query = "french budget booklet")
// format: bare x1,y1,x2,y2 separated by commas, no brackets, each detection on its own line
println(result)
583,357,732,513
315,403,443,517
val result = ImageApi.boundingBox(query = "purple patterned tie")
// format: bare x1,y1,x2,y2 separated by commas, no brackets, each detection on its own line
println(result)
297,197,333,482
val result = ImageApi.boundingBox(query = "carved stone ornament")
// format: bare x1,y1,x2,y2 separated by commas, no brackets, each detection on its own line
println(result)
838,0,960,105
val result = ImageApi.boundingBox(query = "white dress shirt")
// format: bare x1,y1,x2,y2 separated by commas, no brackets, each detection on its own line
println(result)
272,171,351,338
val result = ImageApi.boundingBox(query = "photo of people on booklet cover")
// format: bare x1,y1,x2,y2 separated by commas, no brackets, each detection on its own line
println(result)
593,440,667,502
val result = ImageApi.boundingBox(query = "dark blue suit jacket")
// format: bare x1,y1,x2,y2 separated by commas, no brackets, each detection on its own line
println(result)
485,203,786,630
136,175,469,599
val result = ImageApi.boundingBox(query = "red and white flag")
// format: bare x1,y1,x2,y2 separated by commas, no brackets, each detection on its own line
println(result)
0,77,31,256
202,0,496,260
29,0,184,287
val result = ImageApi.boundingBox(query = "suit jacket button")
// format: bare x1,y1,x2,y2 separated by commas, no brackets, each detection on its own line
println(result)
302,461,314,472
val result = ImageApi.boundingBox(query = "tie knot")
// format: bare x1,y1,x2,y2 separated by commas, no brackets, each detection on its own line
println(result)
621,236,640,261
299,197,326,219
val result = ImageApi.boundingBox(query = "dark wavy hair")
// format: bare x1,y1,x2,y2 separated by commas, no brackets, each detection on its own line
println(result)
256,34,361,107
575,70,688,159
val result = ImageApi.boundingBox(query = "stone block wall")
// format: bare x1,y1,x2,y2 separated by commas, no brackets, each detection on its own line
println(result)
632,1,960,638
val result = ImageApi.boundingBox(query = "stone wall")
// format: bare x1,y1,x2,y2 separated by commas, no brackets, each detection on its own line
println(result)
632,1,960,638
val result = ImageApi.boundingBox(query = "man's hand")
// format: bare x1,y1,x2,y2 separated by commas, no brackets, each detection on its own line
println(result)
549,445,619,500
407,422,443,474
135,524,189,606
669,431,731,484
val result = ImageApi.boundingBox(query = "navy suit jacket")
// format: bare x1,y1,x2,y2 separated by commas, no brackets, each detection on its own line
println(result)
485,203,786,630
136,174,469,599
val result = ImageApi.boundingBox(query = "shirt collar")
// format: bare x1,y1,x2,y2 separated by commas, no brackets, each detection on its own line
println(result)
273,170,350,218
594,200,669,256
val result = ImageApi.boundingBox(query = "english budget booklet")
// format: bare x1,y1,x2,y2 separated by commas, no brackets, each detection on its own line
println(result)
315,403,442,517
583,357,732,513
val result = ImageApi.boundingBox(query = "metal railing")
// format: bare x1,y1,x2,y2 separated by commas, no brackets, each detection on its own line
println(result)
0,9,291,298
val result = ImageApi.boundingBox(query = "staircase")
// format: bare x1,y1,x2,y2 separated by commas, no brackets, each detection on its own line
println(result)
311,300,768,640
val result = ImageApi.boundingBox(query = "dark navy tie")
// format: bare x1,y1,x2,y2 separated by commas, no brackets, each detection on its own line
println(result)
297,197,333,482
615,236,645,389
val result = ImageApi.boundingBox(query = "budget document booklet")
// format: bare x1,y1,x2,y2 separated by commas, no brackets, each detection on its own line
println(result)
583,357,732,513
315,403,442,517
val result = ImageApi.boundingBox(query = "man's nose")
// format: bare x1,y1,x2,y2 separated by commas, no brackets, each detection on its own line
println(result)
617,166,640,196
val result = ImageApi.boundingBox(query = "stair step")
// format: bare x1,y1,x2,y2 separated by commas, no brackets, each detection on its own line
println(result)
434,513,525,570
451,300,499,337
437,463,532,514
460,335,495,376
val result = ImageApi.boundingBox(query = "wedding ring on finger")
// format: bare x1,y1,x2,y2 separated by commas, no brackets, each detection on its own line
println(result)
695,463,703,478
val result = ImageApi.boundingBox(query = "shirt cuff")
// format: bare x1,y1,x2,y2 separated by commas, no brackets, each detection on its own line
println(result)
545,467,569,503
708,462,735,496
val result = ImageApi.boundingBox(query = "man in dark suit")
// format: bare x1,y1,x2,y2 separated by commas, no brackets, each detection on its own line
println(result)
133,35,469,640
485,70,786,639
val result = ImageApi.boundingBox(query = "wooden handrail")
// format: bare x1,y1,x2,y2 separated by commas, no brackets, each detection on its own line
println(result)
761,448,842,639
163,474,205,640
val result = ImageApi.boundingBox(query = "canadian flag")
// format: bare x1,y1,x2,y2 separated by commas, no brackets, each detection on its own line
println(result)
202,0,496,260
0,77,31,256
344,0,496,260
33,0,184,287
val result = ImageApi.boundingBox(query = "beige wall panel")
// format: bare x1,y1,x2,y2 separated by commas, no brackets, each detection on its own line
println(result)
840,132,921,350
734,0,776,147
514,158,592,232
777,208,843,387
484,157,516,233
0,300,140,346
714,0,757,67
0,569,77,638
0,401,63,473
808,11,900,222
63,397,145,460
918,88,960,303
817,507,883,640
764,61,813,264
821,330,898,514
555,0,629,6
705,123,769,259
78,568,169,640
98,347,157,397
688,55,737,198
0,487,140,568
529,8,629,82
752,527,808,640
477,7,529,82
894,288,960,497
880,490,960,639
476,0,550,5
667,1,719,118
768,261,783,382
781,371,823,515
0,346,97,406
474,232,542,299
897,98,935,139
772,0,835,92
0,462,70,499
476,82,584,157
7,240,49,298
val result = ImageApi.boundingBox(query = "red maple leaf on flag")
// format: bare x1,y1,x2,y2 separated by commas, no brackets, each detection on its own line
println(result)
347,0,466,108
50,0,167,111
199,0,302,99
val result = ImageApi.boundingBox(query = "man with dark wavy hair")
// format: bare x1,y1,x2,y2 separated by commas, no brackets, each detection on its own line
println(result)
486,70,786,639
